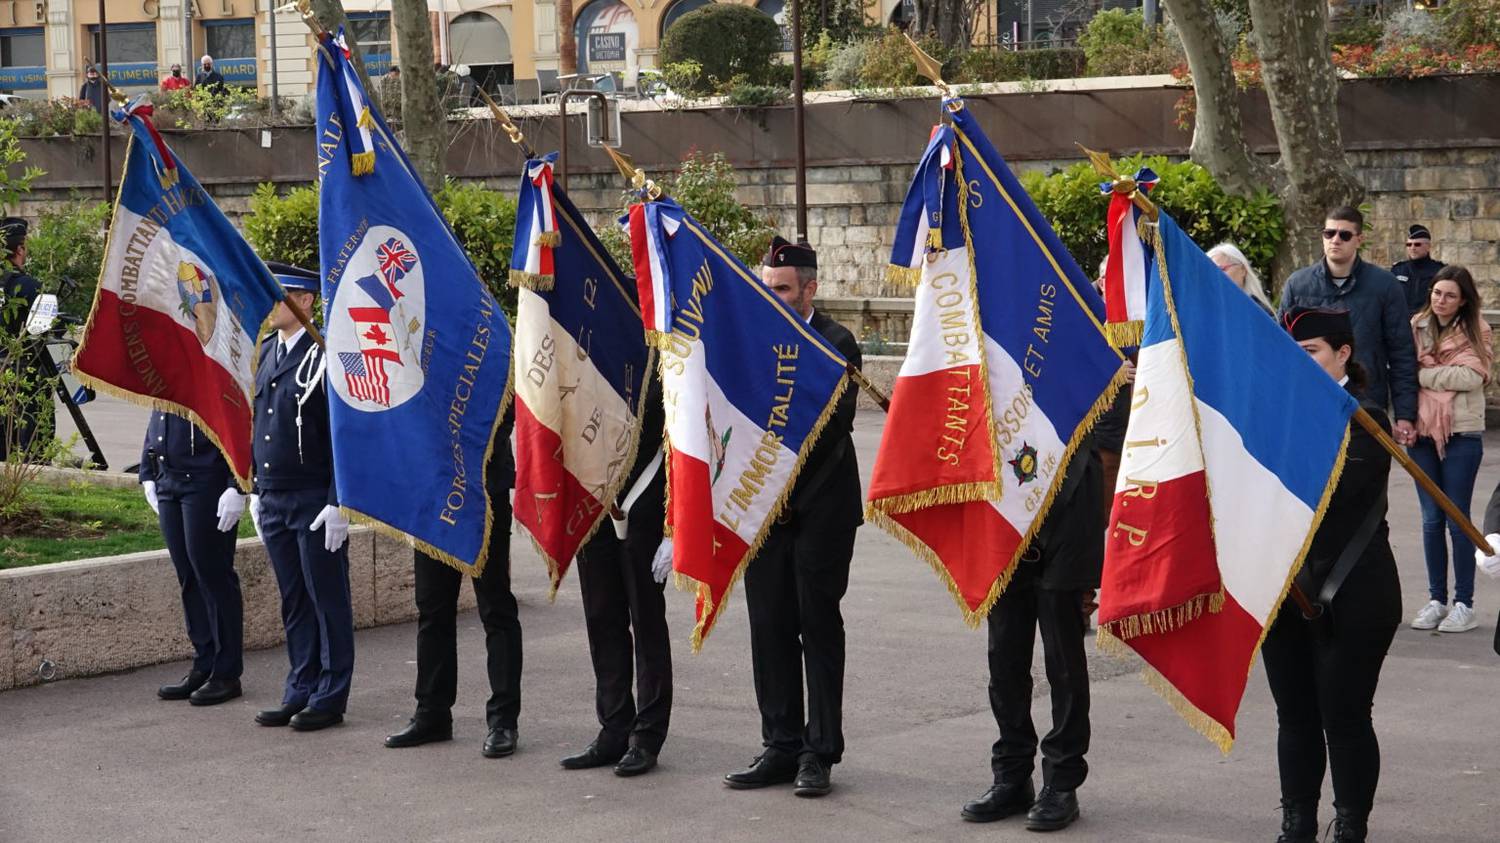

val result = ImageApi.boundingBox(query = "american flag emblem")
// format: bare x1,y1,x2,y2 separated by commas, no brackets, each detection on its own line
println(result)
377,237,417,300
338,351,392,405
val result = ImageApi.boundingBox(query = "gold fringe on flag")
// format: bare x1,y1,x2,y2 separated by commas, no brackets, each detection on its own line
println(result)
1098,589,1225,642
884,263,922,286
508,269,555,291
351,151,374,176
1103,319,1143,348
535,231,561,248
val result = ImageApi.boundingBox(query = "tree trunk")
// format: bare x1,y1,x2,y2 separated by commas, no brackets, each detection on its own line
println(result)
391,0,444,190
309,0,375,96
1164,0,1278,198
559,0,577,75
1248,0,1364,273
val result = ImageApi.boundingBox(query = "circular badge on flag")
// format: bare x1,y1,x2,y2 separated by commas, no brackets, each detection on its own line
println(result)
326,224,428,411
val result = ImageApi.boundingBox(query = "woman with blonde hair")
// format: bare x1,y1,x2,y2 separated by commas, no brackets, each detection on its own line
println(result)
1408,264,1492,633
1207,242,1274,314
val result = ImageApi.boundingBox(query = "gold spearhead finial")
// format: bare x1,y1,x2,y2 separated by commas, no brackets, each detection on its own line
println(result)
296,0,327,37
901,32,961,109
1078,144,1120,180
477,87,533,156
604,146,663,200
1077,143,1158,221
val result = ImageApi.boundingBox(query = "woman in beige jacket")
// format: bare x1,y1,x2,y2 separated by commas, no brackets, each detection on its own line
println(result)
1408,265,1492,633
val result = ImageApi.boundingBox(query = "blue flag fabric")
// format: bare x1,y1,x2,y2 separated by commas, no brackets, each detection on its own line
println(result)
315,33,513,575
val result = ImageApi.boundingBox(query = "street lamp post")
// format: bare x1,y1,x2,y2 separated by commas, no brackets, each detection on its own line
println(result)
99,0,111,202
777,4,808,243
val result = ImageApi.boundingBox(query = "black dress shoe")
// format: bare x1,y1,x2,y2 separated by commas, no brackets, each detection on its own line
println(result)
724,750,799,789
255,703,303,727
289,709,345,732
793,754,832,798
1025,786,1079,832
482,727,517,758
188,678,242,707
613,746,658,778
384,719,453,748
961,779,1036,823
560,741,624,769
158,670,209,701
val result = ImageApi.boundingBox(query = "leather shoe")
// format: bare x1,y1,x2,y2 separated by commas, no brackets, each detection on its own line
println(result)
158,670,209,701
613,746,658,778
188,678,242,707
724,750,798,789
560,741,624,770
254,703,303,727
1025,786,1079,832
961,779,1036,823
385,718,453,748
793,754,832,797
482,727,518,758
289,709,344,732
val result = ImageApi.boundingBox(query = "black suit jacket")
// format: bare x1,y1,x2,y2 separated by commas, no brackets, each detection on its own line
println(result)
253,332,336,503
784,310,863,532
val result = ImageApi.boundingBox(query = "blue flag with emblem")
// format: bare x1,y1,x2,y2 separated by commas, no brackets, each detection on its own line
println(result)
315,31,513,575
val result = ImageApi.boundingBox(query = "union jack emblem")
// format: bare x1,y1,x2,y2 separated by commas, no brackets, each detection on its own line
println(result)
339,350,392,406
376,237,417,299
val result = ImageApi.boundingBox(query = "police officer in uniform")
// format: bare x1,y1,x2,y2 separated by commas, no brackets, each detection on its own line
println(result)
560,372,672,777
960,390,1127,832
724,238,860,798
0,216,47,463
1390,224,1444,316
140,411,246,704
384,408,524,760
248,264,354,732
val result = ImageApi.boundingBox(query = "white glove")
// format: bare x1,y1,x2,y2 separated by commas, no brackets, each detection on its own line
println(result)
310,504,350,553
141,480,159,515
651,537,674,584
1476,533,1500,579
248,494,263,543
216,488,245,533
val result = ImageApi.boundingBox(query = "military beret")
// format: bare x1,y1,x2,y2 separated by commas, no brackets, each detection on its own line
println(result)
1282,306,1353,343
762,235,816,269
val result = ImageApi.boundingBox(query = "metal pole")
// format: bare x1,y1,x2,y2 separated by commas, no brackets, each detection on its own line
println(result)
99,0,111,202
556,89,608,192
269,0,281,112
184,0,192,70
1143,0,1158,29
1025,0,1033,43
790,0,807,242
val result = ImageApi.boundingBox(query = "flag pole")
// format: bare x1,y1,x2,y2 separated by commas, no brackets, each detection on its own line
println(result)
477,87,536,159
1354,408,1493,554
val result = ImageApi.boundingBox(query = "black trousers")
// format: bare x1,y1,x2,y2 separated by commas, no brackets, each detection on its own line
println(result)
986,559,1091,791
576,521,673,755
1261,560,1400,818
158,488,243,680
411,530,522,731
744,519,856,765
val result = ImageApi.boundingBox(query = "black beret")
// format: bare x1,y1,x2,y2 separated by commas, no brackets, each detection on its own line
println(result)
1408,224,1432,241
1282,306,1353,343
762,235,816,269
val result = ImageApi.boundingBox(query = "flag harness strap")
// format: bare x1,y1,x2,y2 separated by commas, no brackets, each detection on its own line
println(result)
293,343,327,464
1296,486,1387,619
611,448,665,540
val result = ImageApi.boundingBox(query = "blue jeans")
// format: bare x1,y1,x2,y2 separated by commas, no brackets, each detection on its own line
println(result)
1409,433,1483,607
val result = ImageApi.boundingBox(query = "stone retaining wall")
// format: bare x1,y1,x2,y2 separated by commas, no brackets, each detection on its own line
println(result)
0,525,470,692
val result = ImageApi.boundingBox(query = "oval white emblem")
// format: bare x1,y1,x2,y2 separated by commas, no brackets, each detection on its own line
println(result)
326,225,427,411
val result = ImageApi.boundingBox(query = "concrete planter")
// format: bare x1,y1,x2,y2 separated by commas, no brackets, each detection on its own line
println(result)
0,526,474,692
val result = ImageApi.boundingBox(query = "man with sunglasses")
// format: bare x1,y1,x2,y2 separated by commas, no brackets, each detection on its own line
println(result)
1279,206,1419,447
1391,224,1445,315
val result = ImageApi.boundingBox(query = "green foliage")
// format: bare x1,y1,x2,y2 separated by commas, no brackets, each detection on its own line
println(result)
155,85,259,129
600,151,776,271
824,37,874,89
240,180,519,316
432,180,519,313
954,48,1088,84
0,98,106,138
242,182,320,270
858,30,955,89
794,0,873,44
724,81,791,108
659,61,705,99
24,196,111,316
1078,8,1182,77
1440,0,1500,46
1020,156,1285,290
660,4,783,95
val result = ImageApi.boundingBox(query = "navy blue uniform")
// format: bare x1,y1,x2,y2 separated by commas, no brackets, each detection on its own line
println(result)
254,331,355,716
140,411,244,681
1,267,46,462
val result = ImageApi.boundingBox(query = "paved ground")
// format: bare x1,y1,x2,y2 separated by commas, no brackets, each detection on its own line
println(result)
5,399,1500,841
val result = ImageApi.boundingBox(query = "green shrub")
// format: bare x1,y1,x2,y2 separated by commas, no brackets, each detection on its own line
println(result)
1020,155,1285,292
858,30,954,89
1441,0,1500,47
241,180,519,316
0,99,103,138
660,4,783,95
24,196,110,316
1078,8,1182,77
725,81,791,107
824,37,873,89
955,47,1088,83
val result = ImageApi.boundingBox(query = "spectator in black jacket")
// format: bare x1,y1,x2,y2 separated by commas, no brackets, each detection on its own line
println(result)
1278,206,1419,448
1391,224,1445,315
194,55,227,96
78,65,105,111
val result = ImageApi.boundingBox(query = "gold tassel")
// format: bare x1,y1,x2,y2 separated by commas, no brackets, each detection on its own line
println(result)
884,264,922,286
1103,320,1144,348
927,227,944,251
508,269,555,291
351,151,374,176
535,231,561,249
357,106,373,129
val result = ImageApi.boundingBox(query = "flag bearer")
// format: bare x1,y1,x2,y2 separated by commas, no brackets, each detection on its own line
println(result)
249,263,354,732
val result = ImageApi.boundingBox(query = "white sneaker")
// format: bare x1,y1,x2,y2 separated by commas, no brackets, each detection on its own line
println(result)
1439,602,1478,633
1411,600,1448,630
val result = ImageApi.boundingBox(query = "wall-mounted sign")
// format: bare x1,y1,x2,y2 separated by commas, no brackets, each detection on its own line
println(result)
588,32,626,63
105,62,160,86
217,57,256,84
0,65,46,90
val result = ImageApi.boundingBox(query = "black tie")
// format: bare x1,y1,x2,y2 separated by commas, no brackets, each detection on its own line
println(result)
276,342,287,367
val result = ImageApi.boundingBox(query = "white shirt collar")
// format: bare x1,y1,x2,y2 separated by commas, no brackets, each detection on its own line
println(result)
1338,374,1349,387
803,306,815,325
280,327,306,355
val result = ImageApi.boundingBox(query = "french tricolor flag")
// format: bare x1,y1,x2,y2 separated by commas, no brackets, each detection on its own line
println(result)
509,155,651,594
1097,212,1358,752
627,198,848,649
1098,166,1156,347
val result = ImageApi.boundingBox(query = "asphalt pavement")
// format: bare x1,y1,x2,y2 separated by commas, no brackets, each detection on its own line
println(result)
4,397,1498,842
